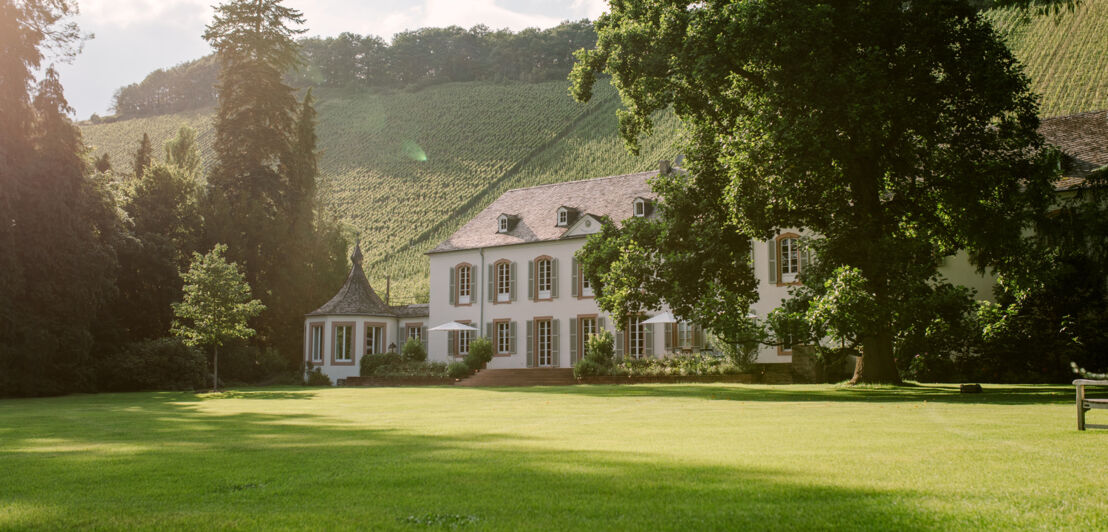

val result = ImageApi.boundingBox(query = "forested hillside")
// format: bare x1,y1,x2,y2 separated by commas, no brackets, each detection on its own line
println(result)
81,1,1108,302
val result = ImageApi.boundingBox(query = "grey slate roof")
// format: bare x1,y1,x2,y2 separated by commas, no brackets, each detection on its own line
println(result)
308,244,427,317
428,170,658,254
1040,110,1108,189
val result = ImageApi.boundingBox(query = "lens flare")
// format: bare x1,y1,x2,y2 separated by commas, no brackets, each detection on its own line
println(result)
402,140,427,162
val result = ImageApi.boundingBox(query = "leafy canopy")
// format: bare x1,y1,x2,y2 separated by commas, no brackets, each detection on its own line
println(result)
571,0,1061,383
172,244,265,349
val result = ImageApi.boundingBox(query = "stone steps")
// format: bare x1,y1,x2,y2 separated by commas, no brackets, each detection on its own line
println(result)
455,368,577,387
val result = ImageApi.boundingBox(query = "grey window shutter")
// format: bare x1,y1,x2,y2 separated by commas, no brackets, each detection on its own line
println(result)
645,323,655,357
527,260,534,300
447,330,455,358
695,326,706,351
767,240,778,284
569,318,578,364
469,267,476,300
448,266,456,305
800,246,812,273
552,319,560,367
614,328,624,360
571,259,579,297
526,320,534,367
664,323,672,351
598,316,606,331
509,261,517,301
510,321,517,354
551,258,559,298
488,264,494,302
486,322,493,340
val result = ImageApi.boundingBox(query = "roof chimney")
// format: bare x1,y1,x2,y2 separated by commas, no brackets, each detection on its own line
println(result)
659,159,671,175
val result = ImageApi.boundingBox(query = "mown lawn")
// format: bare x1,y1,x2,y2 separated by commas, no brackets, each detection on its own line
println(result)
1,384,1105,530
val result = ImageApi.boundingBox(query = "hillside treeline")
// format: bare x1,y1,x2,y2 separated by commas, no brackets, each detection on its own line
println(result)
108,20,597,120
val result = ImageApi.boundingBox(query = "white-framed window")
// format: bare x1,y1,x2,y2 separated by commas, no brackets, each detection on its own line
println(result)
496,261,511,303
579,317,597,356
633,199,646,217
677,322,695,350
496,321,511,354
334,324,353,362
536,258,552,299
457,264,471,305
458,330,471,356
498,216,508,233
780,237,799,283
580,269,593,297
557,208,568,226
406,324,423,343
365,324,384,355
310,324,323,363
627,317,645,359
536,319,552,366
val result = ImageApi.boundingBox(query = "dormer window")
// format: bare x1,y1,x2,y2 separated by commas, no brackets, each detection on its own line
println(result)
557,208,568,226
498,215,509,233
633,198,646,217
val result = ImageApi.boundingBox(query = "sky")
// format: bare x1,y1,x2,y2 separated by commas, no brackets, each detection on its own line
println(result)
53,0,608,119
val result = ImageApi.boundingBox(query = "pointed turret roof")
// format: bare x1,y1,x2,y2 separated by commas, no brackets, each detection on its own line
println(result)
307,242,393,316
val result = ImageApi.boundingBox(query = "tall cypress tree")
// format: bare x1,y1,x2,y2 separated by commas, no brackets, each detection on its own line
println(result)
132,132,152,179
202,0,346,371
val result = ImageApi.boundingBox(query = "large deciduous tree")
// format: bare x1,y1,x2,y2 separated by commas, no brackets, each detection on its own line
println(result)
571,0,1061,383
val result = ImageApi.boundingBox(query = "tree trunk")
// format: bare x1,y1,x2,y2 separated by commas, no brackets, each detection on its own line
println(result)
851,330,901,384
213,345,219,392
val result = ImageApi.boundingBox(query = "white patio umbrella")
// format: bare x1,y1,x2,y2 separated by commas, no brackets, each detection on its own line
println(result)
642,312,677,325
428,321,479,332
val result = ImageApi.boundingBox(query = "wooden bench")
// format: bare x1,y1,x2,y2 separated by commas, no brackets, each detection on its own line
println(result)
1075,379,1108,430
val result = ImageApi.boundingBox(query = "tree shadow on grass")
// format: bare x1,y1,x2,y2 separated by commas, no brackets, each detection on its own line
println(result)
478,383,1075,405
0,393,1015,531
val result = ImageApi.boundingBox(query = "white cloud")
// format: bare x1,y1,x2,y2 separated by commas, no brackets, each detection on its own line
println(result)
76,0,212,30
569,0,607,19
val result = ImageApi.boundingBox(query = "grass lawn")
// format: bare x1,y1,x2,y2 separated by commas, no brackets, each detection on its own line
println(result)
1,384,1105,530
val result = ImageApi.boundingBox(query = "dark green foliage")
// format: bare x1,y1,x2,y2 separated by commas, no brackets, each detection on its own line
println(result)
571,0,1061,384
203,0,348,375
93,152,111,173
371,361,449,378
574,330,615,377
446,361,471,379
577,353,747,378
401,338,427,362
360,352,402,377
217,342,286,384
96,338,206,392
0,0,121,396
464,337,493,371
132,132,152,179
304,366,331,386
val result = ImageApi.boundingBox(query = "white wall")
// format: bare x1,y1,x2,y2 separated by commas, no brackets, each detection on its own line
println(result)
304,315,422,383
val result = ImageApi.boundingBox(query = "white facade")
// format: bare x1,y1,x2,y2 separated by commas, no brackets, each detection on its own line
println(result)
304,315,425,382
427,228,996,368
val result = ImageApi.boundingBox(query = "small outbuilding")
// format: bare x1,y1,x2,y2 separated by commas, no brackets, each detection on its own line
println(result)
304,243,428,384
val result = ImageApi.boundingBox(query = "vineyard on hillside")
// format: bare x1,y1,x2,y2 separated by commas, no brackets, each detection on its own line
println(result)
80,2,1108,303
987,0,1108,118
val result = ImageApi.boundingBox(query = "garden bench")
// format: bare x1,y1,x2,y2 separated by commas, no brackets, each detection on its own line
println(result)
1074,379,1108,430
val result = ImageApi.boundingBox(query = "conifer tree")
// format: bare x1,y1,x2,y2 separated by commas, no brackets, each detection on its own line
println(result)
132,132,152,179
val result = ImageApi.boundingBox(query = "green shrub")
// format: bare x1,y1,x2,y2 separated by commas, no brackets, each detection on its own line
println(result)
360,352,402,376
584,330,614,366
305,367,332,386
447,361,471,379
97,338,207,392
372,361,450,378
573,358,604,378
218,343,287,384
402,338,428,362
464,337,493,371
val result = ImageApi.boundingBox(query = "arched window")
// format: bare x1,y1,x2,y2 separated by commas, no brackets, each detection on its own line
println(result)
557,208,568,226
457,264,472,304
495,260,511,303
